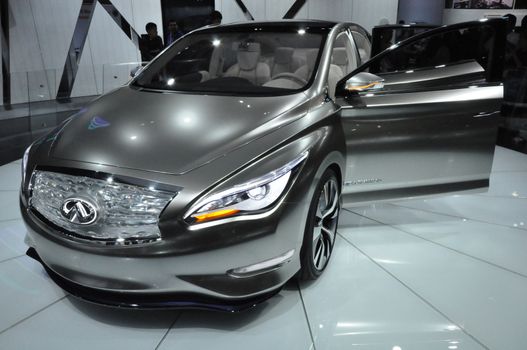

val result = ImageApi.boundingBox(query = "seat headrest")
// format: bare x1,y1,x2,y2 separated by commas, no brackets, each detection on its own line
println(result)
238,42,261,52
306,49,319,69
274,47,294,65
237,42,261,70
332,47,348,66
358,48,368,62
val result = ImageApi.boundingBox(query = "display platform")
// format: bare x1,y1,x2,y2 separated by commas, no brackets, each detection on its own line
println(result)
0,146,525,350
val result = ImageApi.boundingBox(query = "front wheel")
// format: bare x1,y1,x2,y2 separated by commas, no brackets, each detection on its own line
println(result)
299,168,341,280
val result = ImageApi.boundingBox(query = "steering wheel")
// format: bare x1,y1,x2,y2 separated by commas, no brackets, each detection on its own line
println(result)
270,73,308,86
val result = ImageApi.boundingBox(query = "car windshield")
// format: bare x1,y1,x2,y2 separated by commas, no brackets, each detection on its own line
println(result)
133,25,329,96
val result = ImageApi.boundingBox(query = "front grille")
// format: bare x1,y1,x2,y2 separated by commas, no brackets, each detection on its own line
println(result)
29,170,176,245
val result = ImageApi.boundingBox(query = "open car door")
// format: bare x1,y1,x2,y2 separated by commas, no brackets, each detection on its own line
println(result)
336,19,507,206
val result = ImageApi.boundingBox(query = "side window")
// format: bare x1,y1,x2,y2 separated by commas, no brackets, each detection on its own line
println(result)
351,31,371,65
331,32,357,76
327,32,358,99
336,21,505,97
370,25,496,76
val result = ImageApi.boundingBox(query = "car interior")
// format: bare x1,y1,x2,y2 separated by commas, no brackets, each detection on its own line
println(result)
142,31,362,96
199,31,360,99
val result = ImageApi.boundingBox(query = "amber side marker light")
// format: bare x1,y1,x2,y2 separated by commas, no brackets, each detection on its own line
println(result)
193,209,240,223
345,81,383,92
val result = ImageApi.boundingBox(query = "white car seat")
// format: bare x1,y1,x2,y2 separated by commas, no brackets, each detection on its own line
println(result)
224,42,271,85
200,45,225,81
294,49,319,82
271,47,303,77
332,48,351,74
327,64,344,99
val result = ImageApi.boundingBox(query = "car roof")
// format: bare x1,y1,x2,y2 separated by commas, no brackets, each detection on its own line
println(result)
197,20,339,33
373,23,438,30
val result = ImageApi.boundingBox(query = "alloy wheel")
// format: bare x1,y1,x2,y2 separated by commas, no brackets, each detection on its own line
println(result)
311,177,340,271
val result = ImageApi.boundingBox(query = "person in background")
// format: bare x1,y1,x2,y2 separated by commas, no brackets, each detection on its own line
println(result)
166,20,184,46
503,14,521,70
210,11,222,26
504,13,517,34
140,22,164,62
517,16,527,67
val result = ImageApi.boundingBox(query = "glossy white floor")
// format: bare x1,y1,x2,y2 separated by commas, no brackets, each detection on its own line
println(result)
0,146,526,350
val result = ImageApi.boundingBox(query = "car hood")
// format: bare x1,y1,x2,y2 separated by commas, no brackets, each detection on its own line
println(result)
50,87,307,175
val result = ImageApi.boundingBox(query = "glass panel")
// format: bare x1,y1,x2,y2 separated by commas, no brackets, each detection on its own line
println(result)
102,62,144,94
332,32,356,75
70,65,99,98
27,69,58,118
351,31,371,64
371,25,495,75
134,27,327,95
0,72,29,119
10,71,30,105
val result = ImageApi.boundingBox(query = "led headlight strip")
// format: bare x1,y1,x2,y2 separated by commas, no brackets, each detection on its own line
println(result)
184,151,309,225
21,144,32,187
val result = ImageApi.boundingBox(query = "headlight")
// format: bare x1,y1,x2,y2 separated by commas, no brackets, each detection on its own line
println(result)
184,151,308,225
21,144,32,187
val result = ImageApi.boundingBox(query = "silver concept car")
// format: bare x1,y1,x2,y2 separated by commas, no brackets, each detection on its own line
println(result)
21,20,506,311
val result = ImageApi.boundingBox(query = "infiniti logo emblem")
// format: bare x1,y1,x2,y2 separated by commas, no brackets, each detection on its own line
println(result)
60,198,98,225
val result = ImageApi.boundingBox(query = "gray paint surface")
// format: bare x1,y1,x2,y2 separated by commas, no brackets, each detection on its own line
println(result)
19,20,504,307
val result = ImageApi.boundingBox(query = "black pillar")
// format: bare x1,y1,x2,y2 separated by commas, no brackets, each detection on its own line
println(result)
283,0,307,19
1,0,10,106
234,0,254,21
98,0,140,48
56,0,97,100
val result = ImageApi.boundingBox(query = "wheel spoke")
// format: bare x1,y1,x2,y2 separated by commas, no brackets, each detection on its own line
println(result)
318,240,328,269
320,226,332,236
310,177,340,271
330,207,339,220
321,182,339,220
321,225,335,244
314,238,324,268
323,182,330,208
315,203,323,221
313,226,322,243
321,201,337,219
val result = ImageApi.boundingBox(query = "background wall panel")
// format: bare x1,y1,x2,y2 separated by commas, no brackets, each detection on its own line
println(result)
30,0,81,72
70,39,98,98
0,11,3,105
8,0,44,73
244,0,266,21
215,0,247,23
264,0,296,20
30,0,81,99
351,0,398,33
85,0,138,94
443,8,527,25
331,0,354,23
0,0,163,105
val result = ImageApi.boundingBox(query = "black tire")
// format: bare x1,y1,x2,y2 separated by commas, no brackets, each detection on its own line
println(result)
299,168,341,280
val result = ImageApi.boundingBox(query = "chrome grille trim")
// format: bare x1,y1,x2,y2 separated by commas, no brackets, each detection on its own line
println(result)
29,171,176,245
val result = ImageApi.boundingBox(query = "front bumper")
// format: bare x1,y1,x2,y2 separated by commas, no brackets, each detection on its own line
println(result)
26,247,281,312
21,199,304,311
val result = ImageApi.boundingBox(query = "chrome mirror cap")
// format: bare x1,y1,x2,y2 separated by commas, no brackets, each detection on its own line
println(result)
345,72,385,92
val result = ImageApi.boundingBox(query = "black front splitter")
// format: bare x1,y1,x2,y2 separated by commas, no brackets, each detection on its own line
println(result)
26,247,280,312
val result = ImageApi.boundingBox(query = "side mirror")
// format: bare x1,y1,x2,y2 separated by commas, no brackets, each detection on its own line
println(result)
344,72,384,93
